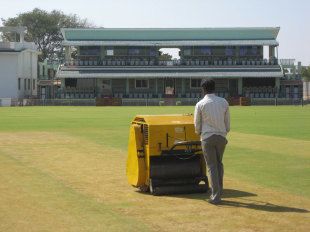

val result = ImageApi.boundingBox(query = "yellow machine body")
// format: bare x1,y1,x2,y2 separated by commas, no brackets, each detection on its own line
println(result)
126,114,208,195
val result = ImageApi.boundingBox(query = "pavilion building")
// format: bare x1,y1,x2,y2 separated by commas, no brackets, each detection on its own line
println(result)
57,27,289,100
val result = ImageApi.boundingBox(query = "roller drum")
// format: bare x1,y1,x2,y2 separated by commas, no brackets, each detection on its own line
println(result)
150,155,202,179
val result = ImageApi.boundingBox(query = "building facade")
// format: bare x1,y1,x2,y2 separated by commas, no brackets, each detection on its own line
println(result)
37,59,60,99
0,27,39,105
57,27,293,100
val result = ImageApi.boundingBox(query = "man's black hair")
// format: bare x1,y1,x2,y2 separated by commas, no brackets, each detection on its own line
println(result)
201,78,215,94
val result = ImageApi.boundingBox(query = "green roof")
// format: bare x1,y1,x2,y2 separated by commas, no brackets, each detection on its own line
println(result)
61,27,280,41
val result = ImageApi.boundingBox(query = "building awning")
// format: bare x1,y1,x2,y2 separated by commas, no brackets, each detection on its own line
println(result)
57,66,283,79
62,27,280,41
62,39,279,47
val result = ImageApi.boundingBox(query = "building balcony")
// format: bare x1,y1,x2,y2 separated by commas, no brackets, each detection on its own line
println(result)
281,73,302,81
63,58,279,68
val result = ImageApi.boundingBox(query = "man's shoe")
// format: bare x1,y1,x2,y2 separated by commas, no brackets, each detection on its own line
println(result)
208,199,221,205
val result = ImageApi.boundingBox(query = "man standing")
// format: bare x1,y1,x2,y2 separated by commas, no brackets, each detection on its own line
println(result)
194,78,230,204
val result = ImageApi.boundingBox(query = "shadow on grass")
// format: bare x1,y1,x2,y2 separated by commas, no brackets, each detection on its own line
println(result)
171,188,257,200
219,200,309,213
171,189,309,213
222,188,257,198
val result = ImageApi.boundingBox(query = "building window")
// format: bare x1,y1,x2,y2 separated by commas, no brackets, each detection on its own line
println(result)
80,46,100,56
128,47,141,56
48,69,55,79
24,79,27,90
18,78,21,90
239,46,248,56
225,46,235,56
135,79,149,89
183,48,191,56
65,78,77,88
28,79,31,90
190,78,202,88
106,47,114,56
197,47,212,56
33,79,36,90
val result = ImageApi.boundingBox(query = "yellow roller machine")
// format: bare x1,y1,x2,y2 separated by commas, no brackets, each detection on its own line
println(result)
126,114,209,195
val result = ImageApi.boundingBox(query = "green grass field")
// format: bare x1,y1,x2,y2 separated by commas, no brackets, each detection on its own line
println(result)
0,106,309,231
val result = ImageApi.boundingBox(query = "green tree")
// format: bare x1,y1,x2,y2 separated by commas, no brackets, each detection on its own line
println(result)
158,51,173,61
1,8,92,61
301,66,310,81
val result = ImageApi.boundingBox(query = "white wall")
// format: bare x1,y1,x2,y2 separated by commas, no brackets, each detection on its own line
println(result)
0,53,18,98
304,81,310,100
0,49,38,99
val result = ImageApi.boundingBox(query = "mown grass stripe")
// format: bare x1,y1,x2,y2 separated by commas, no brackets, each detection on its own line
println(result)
225,145,310,197
0,150,149,232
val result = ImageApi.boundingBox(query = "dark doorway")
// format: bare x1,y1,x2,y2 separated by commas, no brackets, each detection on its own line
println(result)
229,79,238,97
243,78,275,87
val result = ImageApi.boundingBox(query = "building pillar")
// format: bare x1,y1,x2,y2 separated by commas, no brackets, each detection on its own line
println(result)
126,78,129,96
20,31,25,43
238,78,243,96
94,78,97,97
155,78,158,94
181,78,185,95
110,79,113,96
235,46,240,61
65,46,71,62
275,77,280,97
269,46,275,59
303,81,310,100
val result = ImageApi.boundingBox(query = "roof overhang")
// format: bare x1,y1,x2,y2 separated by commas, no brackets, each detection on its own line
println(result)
61,27,280,41
57,67,283,79
62,39,278,47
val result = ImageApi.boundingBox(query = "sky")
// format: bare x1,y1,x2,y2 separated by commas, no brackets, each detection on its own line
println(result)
0,0,309,65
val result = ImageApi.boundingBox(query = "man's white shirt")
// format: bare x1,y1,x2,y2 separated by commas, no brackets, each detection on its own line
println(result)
194,94,230,141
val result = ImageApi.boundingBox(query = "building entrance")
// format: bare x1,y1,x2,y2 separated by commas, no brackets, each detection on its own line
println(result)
229,79,238,97
164,78,175,97
99,79,112,97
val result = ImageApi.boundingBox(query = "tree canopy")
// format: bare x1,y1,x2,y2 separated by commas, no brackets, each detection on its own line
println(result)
301,66,310,81
1,8,92,61
158,51,173,61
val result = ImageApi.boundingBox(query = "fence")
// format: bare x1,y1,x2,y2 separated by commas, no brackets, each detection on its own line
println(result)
0,98,96,107
121,98,200,106
1,97,309,107
251,98,309,106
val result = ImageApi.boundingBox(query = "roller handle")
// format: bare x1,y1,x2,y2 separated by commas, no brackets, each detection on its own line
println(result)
169,141,201,152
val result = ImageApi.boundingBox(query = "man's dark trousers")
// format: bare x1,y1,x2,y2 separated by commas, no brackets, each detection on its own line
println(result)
201,134,227,202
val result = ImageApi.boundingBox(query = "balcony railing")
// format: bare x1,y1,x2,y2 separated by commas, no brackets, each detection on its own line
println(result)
279,59,295,66
63,58,279,67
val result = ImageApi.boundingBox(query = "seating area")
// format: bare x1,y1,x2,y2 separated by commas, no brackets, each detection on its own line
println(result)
57,88,280,99
59,88,96,99
182,59,278,66
64,58,279,67
57,91,210,99
244,86,276,98
124,93,203,99
65,58,156,67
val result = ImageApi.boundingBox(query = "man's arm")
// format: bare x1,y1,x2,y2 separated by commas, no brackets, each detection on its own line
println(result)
224,105,230,133
194,103,202,135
